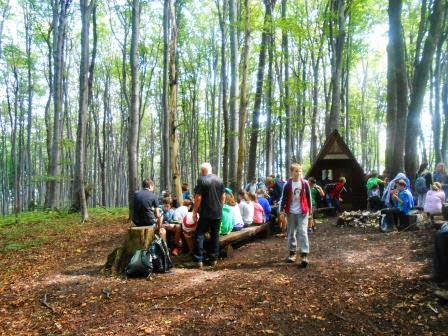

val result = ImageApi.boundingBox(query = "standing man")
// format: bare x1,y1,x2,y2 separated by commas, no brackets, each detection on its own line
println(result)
193,163,225,268
280,163,312,268
132,179,165,237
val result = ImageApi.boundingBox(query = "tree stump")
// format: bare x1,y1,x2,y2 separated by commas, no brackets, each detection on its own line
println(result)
105,226,155,275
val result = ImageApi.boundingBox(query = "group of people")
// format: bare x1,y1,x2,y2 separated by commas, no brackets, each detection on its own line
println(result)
131,162,320,269
365,163,448,285
365,162,448,229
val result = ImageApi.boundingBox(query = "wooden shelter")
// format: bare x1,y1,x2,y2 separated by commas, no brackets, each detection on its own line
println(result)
306,130,367,210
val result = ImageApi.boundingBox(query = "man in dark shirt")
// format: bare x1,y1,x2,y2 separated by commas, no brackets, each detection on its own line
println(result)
132,179,163,232
192,162,225,267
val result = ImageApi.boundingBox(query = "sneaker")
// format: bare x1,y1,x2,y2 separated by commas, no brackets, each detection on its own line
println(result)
299,253,309,268
286,251,296,263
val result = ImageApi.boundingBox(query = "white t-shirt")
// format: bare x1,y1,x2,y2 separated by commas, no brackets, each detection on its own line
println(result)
239,200,254,224
173,205,188,222
290,180,302,214
229,204,244,226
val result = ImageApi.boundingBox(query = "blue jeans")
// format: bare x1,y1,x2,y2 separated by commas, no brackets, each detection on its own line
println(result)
287,213,310,254
194,217,221,263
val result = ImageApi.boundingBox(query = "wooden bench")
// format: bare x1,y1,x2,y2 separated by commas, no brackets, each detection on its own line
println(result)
219,222,271,257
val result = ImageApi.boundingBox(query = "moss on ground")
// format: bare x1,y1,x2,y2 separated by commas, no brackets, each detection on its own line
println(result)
0,207,128,252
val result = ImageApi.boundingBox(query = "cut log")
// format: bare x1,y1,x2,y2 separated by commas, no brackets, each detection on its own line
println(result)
408,210,430,230
105,226,155,275
219,223,270,248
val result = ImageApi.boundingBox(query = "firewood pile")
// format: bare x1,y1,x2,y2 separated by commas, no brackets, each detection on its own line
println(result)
336,210,381,228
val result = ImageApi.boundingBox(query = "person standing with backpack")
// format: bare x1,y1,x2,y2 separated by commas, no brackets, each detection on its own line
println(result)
415,163,432,208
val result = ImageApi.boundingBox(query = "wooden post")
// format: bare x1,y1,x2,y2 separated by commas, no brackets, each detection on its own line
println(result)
105,226,155,275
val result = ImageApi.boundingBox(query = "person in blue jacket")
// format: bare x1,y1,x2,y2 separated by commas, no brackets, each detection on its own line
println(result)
257,189,271,222
383,179,414,230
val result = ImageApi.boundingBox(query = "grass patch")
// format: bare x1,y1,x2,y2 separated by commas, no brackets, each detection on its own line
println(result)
0,207,128,253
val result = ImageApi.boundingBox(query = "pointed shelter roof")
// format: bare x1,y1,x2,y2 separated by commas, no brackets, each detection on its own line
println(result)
307,129,364,176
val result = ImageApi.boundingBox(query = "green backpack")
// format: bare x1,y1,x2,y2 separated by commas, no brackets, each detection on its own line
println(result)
125,249,153,278
220,204,235,235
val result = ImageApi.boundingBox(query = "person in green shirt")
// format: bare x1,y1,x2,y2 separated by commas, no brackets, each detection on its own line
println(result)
220,204,235,235
366,171,385,196
308,177,325,232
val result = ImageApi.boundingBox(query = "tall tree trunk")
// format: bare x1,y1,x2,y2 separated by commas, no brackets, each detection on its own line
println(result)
386,0,408,176
24,3,33,210
217,0,229,183
310,53,320,162
442,60,448,163
405,0,445,179
228,0,238,189
47,0,70,209
128,0,141,213
326,0,347,135
169,0,183,202
236,0,250,191
265,0,275,176
162,0,171,191
282,0,291,175
247,1,269,182
72,0,95,221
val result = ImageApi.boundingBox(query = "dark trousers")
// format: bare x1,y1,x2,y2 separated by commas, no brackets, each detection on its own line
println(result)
382,208,409,229
434,229,448,280
332,197,342,212
194,217,221,263
369,196,384,212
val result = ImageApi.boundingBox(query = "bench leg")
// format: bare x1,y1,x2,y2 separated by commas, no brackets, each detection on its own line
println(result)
226,244,234,258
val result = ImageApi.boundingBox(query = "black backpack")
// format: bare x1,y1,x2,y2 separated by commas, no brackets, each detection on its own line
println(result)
148,235,173,273
125,249,154,278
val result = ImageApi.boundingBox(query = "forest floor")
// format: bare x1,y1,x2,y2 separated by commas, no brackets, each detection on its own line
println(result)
0,209,447,336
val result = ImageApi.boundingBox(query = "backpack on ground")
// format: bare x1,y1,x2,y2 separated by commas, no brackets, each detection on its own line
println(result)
148,235,173,273
379,214,391,233
415,176,428,194
125,249,154,278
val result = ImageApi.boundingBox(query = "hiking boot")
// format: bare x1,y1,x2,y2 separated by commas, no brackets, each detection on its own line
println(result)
299,253,309,268
286,251,296,263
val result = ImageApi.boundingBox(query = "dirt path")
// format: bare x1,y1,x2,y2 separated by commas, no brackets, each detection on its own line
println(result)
0,217,447,335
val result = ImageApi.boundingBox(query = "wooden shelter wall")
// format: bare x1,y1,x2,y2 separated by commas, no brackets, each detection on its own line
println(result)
307,159,367,210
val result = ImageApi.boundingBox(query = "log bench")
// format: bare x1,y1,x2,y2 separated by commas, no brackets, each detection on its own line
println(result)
218,222,271,257
105,225,155,275
106,222,272,274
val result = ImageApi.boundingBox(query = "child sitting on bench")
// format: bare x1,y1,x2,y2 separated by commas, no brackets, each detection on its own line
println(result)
161,197,183,256
250,193,265,225
239,191,254,227
225,192,244,231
